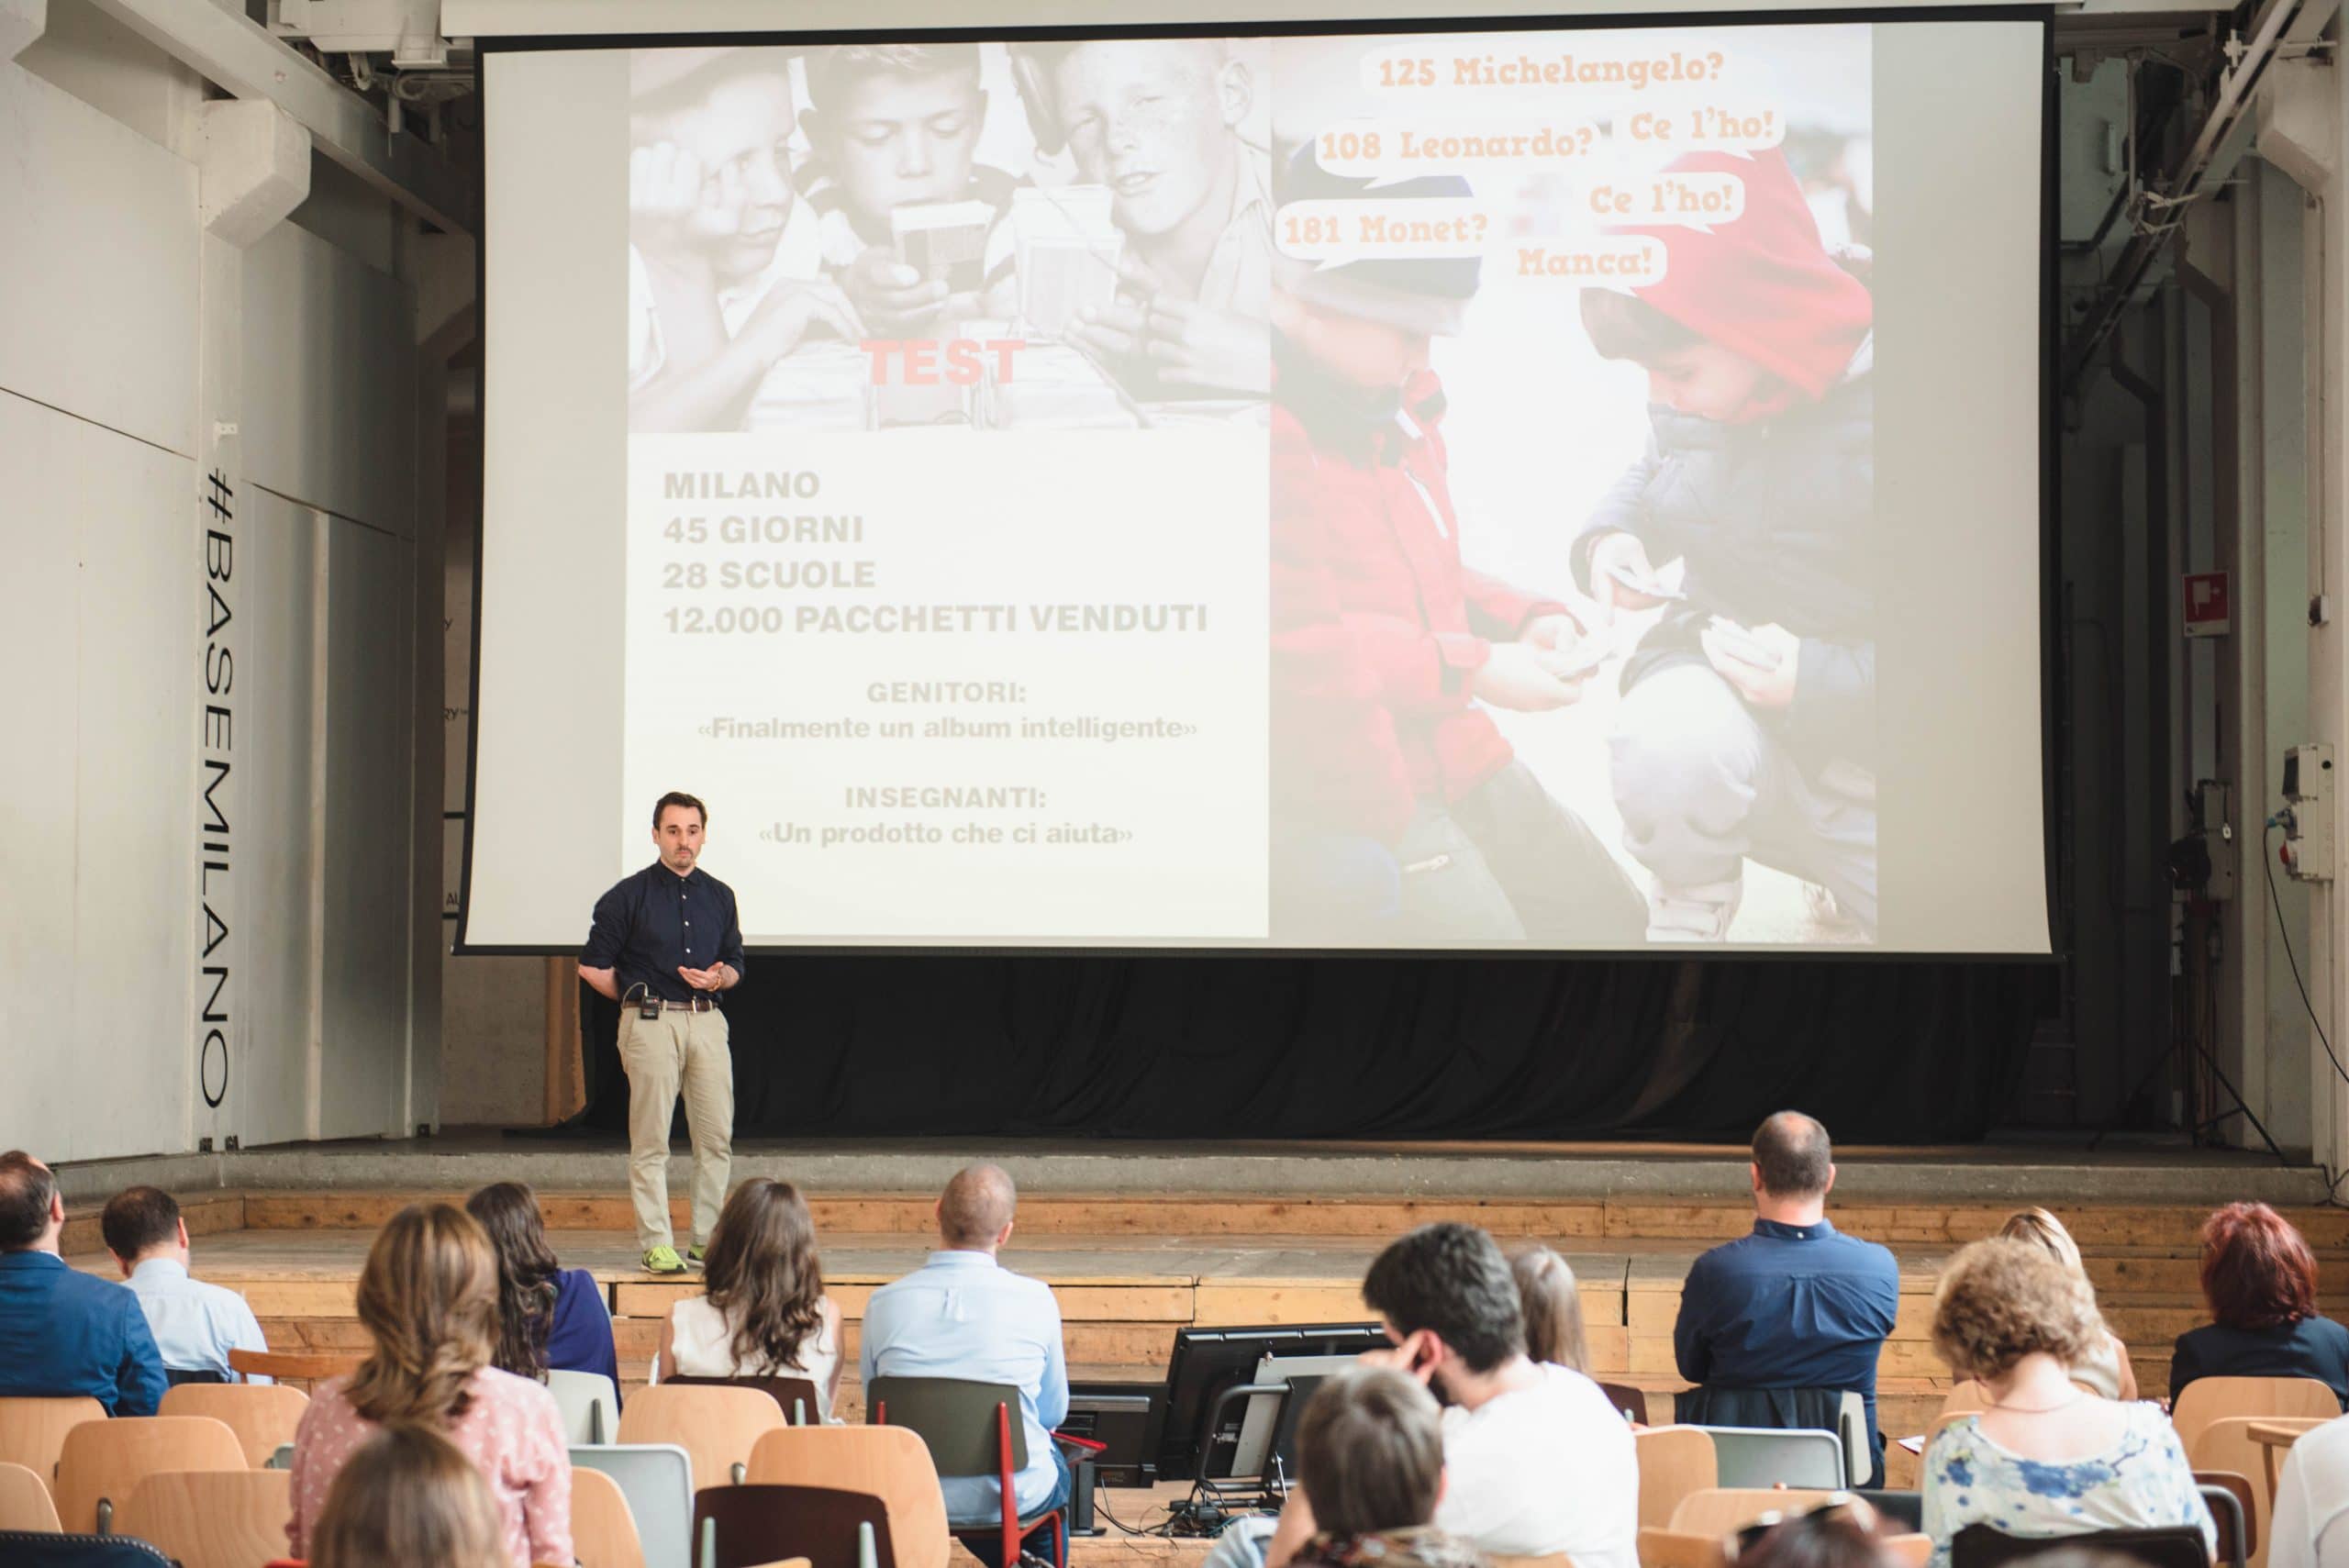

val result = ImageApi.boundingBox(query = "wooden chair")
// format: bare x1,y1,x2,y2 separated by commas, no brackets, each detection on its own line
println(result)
2191,1418,2325,1568
1668,1488,1846,1539
53,1415,247,1533
618,1384,785,1493
1598,1383,1651,1424
0,1460,61,1531
0,1396,105,1484
225,1349,362,1388
114,1469,291,1568
1492,1555,1576,1568
747,1427,950,1568
572,1464,648,1568
661,1373,824,1428
159,1383,310,1467
1883,1537,1931,1568
2174,1377,2340,1456
2199,1474,2254,1568
867,1375,1064,1568
694,1484,895,1568
1637,1426,1720,1529
1638,1530,1729,1568
1949,1522,2209,1568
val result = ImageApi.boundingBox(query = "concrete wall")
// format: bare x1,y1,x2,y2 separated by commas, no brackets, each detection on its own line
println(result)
0,0,455,1161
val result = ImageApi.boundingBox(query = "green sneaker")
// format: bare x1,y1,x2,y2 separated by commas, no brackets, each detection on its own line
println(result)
687,1243,707,1266
641,1245,687,1275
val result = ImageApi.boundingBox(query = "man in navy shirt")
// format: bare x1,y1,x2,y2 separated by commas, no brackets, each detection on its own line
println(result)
1672,1112,1899,1484
579,791,747,1276
0,1151,167,1415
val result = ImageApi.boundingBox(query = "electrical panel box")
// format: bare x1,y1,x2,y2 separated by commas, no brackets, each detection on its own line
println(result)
2283,742,2335,883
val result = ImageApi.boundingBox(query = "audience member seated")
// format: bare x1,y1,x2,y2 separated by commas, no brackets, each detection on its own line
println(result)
1512,1244,1590,1373
102,1184,272,1386
286,1202,572,1568
0,1150,165,1415
308,1420,509,1568
1998,1207,2136,1401
1284,1366,1484,1568
861,1163,1067,1562
655,1176,843,1418
2268,1410,2349,1568
1735,1494,1903,1568
465,1181,619,1392
2172,1201,2349,1409
1266,1221,1638,1568
1673,1110,1899,1484
1920,1239,2212,1568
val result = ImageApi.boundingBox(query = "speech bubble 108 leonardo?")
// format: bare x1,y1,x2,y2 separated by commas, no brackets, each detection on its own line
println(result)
1310,116,1605,189
1275,196,1496,269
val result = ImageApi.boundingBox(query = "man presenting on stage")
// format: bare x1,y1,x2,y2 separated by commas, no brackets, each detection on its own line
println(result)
579,791,746,1275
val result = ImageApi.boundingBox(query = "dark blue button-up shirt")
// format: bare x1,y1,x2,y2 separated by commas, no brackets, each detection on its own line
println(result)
1673,1217,1900,1466
0,1251,168,1415
581,862,747,1004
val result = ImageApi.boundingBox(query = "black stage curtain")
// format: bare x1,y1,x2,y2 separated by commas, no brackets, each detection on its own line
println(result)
575,957,2043,1142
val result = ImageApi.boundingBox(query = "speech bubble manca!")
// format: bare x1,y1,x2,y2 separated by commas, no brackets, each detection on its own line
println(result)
1509,235,1671,285
1275,196,1496,269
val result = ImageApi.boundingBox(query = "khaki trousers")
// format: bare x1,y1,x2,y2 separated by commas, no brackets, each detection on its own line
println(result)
618,1005,734,1251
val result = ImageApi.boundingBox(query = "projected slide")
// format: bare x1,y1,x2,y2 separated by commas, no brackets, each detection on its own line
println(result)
473,18,2051,952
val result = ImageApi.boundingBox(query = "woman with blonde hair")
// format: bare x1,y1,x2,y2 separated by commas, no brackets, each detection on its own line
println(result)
1511,1245,1590,1373
1998,1208,2136,1400
285,1202,572,1567
655,1177,844,1416
1920,1239,2210,1568
308,1422,507,1568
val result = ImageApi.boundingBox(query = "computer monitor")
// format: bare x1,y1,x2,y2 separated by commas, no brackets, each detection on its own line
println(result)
1155,1323,1387,1481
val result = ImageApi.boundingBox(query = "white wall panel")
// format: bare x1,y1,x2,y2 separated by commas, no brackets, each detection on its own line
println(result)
236,488,324,1149
0,60,196,455
318,515,415,1139
242,224,417,536
0,393,195,1162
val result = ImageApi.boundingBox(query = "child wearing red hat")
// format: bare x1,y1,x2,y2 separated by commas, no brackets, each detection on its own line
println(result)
1270,150,1643,944
1572,148,1876,942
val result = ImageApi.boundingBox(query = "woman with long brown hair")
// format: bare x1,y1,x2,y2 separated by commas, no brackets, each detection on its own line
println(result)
465,1181,620,1389
284,1203,572,1567
1511,1245,1590,1373
655,1177,843,1416
308,1422,507,1568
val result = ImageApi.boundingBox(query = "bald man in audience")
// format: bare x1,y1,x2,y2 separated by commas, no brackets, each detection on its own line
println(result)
860,1164,1070,1562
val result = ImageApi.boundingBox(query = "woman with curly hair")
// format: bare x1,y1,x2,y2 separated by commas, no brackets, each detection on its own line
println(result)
465,1181,620,1390
2172,1201,2349,1408
1920,1240,2210,1568
654,1177,843,1417
285,1203,572,1568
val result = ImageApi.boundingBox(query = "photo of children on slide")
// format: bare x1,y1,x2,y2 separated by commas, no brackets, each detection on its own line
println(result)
1265,26,1878,946
623,41,1275,433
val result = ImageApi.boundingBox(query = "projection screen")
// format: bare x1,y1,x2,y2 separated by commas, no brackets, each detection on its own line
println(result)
464,12,2051,954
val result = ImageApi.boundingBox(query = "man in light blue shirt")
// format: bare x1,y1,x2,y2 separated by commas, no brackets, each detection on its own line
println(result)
861,1164,1069,1557
101,1186,271,1385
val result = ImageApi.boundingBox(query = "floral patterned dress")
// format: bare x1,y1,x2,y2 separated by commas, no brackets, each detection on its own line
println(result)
1920,1405,2216,1568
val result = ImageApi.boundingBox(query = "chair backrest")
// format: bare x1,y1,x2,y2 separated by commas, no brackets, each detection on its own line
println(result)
1949,1523,2211,1568
2199,1478,2251,1568
1490,1555,1575,1568
571,1463,648,1568
54,1415,247,1533
2193,1417,2320,1568
1633,1532,1726,1568
158,1382,310,1467
0,1460,61,1531
865,1376,1026,1477
1882,1536,1932,1568
114,1468,292,1568
748,1426,950,1568
2174,1377,2342,1454
547,1369,622,1446
225,1349,362,1385
694,1484,897,1568
1834,1391,1868,1490
1854,1490,1925,1533
573,1443,695,1568
1636,1427,1720,1530
661,1374,823,1429
1598,1383,1650,1425
0,1533,173,1565
618,1384,784,1492
1695,1426,1847,1489
0,1396,106,1484
1668,1488,1846,1538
